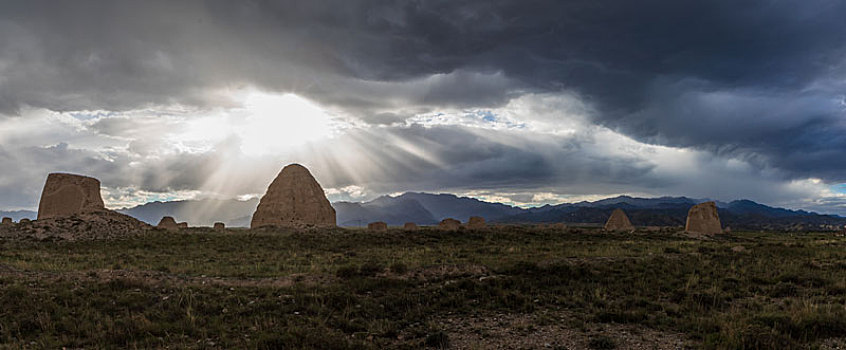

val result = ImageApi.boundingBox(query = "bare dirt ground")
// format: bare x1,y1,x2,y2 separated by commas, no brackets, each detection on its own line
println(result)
439,312,689,350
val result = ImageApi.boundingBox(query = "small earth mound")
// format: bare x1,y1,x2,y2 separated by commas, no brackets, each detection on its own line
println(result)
467,216,486,229
157,216,179,231
439,218,461,232
367,221,388,232
214,222,225,231
403,222,419,231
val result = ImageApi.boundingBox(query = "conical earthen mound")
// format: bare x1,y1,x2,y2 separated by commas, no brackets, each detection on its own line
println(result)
251,164,336,228
685,201,722,235
37,173,106,220
604,208,634,232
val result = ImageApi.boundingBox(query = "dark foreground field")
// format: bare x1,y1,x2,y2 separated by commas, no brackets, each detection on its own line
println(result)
2,227,846,349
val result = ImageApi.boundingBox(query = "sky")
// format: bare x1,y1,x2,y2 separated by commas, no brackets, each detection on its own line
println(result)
1,0,845,215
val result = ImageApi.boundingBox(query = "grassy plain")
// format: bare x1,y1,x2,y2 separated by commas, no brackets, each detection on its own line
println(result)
2,226,846,349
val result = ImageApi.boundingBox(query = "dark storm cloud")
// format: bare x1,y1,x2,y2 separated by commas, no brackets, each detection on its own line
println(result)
289,0,846,181
1,0,845,184
299,124,659,194
218,0,846,182
0,143,123,209
289,123,838,213
0,118,661,210
624,82,846,180
0,140,227,209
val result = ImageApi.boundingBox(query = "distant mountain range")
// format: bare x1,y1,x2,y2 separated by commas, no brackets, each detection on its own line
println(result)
115,198,258,227
335,192,523,226
499,196,845,230
3,193,845,231
111,193,846,230
0,210,37,222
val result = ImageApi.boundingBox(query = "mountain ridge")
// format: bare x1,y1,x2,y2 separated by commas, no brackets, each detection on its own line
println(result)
4,193,843,230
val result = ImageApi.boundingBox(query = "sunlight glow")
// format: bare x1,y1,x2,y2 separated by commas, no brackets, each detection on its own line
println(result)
238,92,335,156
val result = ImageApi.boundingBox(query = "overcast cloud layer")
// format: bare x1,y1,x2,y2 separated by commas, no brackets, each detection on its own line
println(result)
1,0,845,215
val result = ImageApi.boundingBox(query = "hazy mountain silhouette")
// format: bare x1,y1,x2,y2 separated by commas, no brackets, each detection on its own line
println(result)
335,197,437,226
396,192,524,221
87,193,846,230
0,210,37,221
116,198,258,227
500,196,844,230
111,192,524,227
